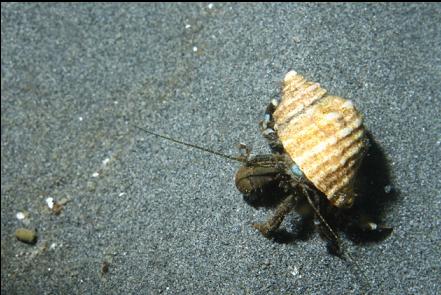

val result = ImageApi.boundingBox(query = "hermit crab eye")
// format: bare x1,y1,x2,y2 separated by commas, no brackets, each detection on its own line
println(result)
290,164,304,177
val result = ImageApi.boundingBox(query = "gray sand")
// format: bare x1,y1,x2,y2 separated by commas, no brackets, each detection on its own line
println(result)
2,3,440,294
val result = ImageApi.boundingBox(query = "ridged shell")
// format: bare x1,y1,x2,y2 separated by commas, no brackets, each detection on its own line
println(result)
273,71,366,208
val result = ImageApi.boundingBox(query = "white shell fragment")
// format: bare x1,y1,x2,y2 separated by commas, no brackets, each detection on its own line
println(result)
16,212,26,220
46,197,54,209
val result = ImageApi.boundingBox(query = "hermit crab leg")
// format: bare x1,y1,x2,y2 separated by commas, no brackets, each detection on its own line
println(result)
252,194,297,237
259,99,284,154
300,185,341,247
237,143,252,162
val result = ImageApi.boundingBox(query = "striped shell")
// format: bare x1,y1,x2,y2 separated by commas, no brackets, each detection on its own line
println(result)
273,71,367,208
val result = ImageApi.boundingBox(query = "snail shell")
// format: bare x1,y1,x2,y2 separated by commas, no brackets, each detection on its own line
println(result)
273,71,367,208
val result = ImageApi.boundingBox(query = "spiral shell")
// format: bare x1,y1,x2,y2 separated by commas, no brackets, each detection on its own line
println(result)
273,71,367,208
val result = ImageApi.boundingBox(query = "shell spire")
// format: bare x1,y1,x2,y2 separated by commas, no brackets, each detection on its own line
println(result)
273,71,367,208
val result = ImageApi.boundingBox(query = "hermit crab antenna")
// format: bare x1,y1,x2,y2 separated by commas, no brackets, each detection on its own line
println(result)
134,125,246,163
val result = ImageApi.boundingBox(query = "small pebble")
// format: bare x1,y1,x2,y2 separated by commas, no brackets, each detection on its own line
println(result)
102,158,110,165
384,185,393,194
15,228,38,245
16,212,26,220
262,259,271,269
46,197,54,209
52,202,64,215
101,261,110,274
368,222,378,230
290,266,299,277
87,181,97,192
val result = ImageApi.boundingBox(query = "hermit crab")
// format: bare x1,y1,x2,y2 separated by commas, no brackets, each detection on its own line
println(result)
235,71,392,254
135,70,392,255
